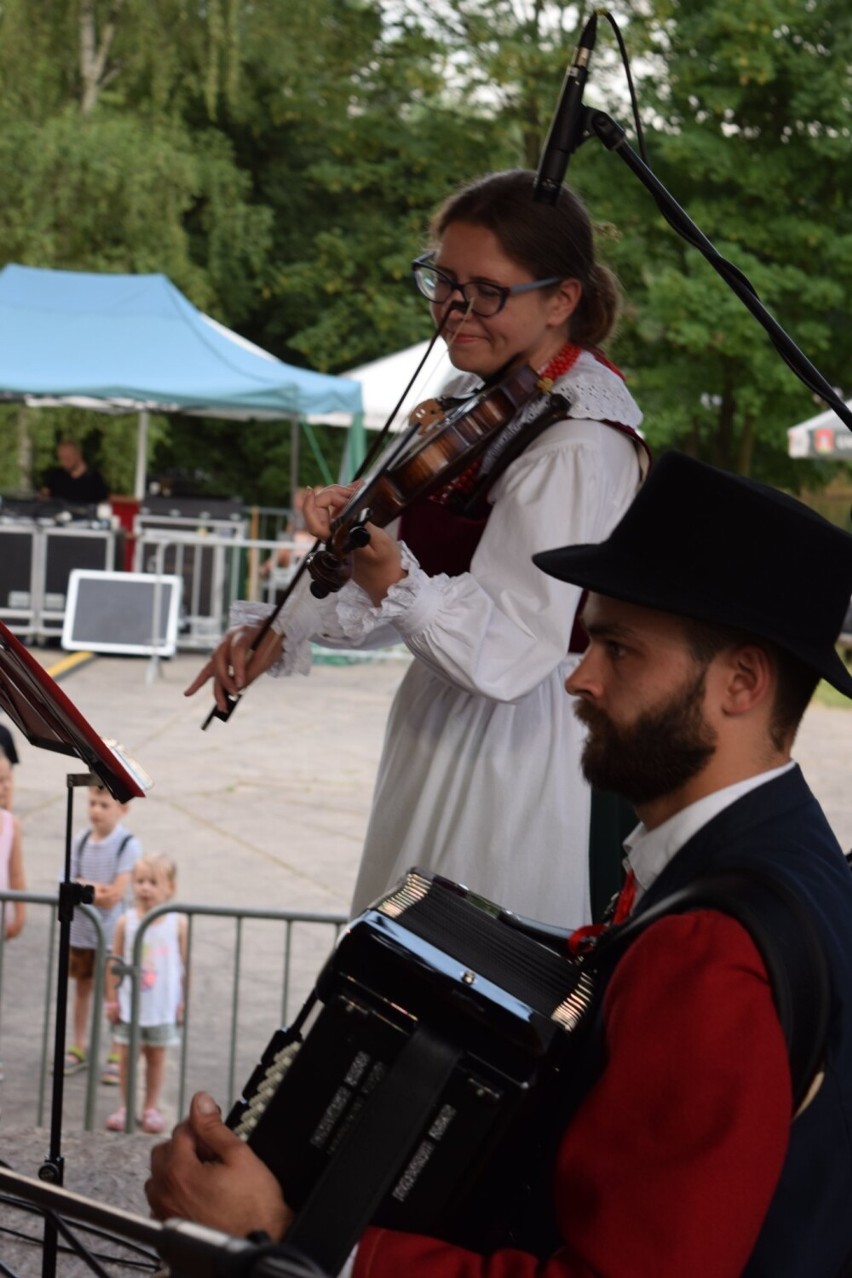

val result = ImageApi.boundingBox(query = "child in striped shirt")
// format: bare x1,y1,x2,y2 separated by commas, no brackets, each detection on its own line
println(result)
65,785,140,1077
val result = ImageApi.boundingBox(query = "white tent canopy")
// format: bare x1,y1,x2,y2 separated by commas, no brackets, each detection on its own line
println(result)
327,340,459,432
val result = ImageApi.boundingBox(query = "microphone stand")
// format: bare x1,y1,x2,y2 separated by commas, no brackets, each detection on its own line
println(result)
577,107,852,434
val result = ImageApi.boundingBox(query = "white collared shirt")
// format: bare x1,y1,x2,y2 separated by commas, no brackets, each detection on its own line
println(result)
624,762,796,909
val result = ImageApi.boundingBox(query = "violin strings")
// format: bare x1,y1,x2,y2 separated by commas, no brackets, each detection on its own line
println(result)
340,308,463,490
358,308,457,473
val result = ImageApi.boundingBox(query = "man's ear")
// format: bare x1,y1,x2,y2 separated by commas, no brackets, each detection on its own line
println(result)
719,644,775,718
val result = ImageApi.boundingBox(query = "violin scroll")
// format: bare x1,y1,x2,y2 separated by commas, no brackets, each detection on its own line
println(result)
307,549,350,599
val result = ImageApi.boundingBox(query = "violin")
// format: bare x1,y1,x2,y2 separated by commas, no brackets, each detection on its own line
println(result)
306,361,544,597
202,359,547,728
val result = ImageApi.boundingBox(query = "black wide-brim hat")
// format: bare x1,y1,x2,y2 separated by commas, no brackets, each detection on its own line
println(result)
533,450,852,696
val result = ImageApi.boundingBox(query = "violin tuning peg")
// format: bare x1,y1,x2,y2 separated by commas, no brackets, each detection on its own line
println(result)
349,525,371,549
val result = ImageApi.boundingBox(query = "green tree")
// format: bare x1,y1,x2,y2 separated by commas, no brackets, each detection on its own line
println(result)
0,0,274,493
576,0,852,484
2,0,847,502
197,0,608,374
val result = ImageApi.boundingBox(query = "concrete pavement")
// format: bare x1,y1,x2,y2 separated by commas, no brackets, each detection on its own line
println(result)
16,648,409,914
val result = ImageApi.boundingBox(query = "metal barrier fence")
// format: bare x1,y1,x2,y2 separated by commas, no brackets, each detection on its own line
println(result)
136,528,308,652
0,889,347,1134
0,891,108,1130
134,528,411,681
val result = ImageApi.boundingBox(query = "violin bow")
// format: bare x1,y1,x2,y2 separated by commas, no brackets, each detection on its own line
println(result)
201,323,454,729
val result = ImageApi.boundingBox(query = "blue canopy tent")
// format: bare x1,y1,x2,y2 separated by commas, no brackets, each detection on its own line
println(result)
0,263,363,498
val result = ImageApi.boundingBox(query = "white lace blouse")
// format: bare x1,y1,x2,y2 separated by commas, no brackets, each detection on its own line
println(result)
232,352,646,927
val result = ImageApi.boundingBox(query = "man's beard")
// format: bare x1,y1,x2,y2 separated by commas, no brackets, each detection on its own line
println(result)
574,669,717,807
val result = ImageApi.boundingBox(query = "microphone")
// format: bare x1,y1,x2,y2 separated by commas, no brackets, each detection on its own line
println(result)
533,12,598,204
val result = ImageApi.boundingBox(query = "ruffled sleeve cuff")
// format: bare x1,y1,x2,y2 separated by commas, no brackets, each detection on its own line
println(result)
335,543,452,643
228,587,319,677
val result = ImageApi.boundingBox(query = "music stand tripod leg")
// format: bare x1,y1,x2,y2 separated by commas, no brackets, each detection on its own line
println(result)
39,771,97,1278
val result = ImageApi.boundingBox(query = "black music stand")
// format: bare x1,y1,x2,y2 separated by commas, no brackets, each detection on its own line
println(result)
0,1166,330,1277
0,620,150,1278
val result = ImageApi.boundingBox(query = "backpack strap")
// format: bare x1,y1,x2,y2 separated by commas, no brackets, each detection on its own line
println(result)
76,830,133,870
588,869,831,1117
81,831,133,856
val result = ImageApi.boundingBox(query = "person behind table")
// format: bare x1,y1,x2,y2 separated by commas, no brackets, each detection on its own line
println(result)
146,452,852,1277
65,784,140,1077
105,853,187,1135
39,439,109,505
186,168,649,930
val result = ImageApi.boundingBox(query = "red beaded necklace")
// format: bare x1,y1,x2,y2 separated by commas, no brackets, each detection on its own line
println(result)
539,341,583,384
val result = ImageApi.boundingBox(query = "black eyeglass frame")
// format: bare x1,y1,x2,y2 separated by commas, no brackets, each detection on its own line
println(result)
411,253,563,317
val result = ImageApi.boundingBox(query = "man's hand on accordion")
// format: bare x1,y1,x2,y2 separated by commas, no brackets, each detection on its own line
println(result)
146,1091,294,1241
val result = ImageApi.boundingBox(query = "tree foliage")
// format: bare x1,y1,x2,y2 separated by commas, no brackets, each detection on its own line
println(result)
0,0,848,503
579,0,852,486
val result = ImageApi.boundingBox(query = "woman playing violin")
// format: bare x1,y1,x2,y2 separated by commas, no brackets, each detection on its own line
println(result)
187,168,648,929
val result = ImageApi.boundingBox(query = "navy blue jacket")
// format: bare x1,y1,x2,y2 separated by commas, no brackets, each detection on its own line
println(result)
633,766,852,1276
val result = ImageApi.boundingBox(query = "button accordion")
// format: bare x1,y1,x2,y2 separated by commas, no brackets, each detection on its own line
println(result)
226,869,597,1274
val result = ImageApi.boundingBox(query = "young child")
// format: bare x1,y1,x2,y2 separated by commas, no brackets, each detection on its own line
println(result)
104,853,187,1134
66,784,140,1076
0,749,25,1087
0,750,25,943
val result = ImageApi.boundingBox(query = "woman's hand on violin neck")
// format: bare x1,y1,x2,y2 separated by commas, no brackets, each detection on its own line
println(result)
302,483,360,540
184,622,284,708
305,483,405,605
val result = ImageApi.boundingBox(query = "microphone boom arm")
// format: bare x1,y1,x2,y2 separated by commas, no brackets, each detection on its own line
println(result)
582,106,852,432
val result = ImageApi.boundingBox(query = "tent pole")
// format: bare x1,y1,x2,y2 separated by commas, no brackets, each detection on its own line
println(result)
135,410,149,501
290,415,300,513
341,411,366,480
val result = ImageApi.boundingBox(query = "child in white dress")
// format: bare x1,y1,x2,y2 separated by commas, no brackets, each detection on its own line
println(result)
104,854,187,1134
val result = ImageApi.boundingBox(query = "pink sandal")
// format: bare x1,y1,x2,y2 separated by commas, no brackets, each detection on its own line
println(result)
105,1106,127,1132
141,1107,165,1134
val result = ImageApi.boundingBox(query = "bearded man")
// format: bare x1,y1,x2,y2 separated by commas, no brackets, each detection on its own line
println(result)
147,452,852,1278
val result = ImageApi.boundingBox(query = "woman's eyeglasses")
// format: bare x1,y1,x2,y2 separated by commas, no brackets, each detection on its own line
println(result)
411,254,561,318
